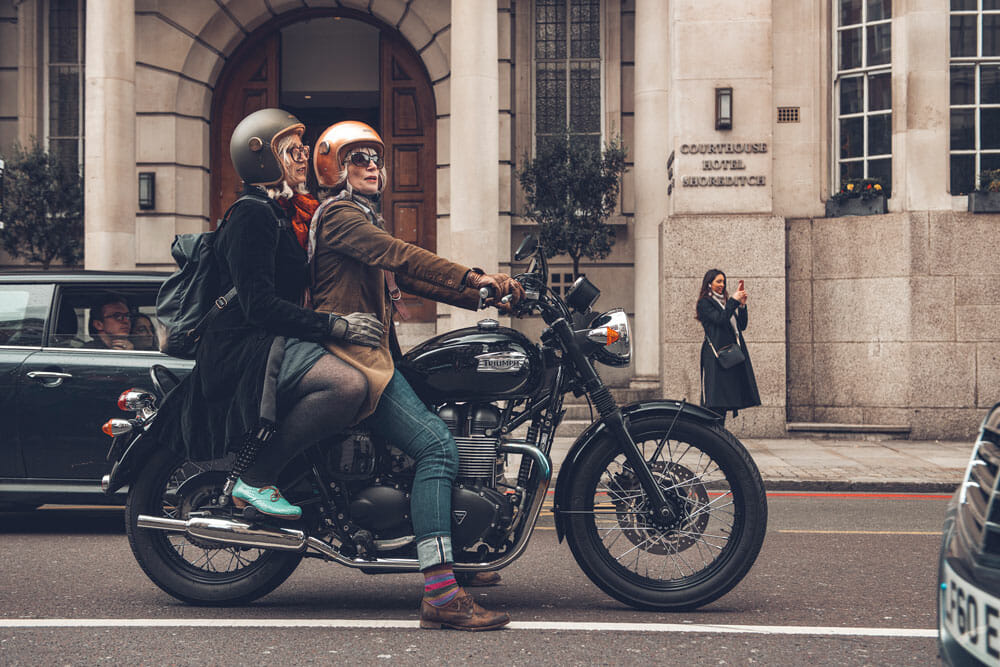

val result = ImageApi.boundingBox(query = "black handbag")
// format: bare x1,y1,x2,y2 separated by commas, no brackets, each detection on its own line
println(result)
706,336,746,369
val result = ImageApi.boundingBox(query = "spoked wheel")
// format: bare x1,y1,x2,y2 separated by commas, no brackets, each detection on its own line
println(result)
125,447,302,605
564,416,767,611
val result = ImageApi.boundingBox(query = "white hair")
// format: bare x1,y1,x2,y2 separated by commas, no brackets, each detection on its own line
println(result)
266,132,309,199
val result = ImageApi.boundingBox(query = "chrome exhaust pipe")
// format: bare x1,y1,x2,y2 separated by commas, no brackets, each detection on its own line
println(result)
137,514,308,552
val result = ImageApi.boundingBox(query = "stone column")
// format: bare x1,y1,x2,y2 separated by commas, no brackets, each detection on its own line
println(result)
631,0,670,387
84,0,136,270
15,0,42,145
895,3,950,211
449,0,499,331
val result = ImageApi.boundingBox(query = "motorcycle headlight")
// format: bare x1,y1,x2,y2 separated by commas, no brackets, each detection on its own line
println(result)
589,308,631,367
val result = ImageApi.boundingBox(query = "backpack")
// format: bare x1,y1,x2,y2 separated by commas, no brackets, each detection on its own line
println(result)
156,194,276,359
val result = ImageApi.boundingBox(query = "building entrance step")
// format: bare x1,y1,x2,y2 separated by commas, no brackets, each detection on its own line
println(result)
785,422,911,440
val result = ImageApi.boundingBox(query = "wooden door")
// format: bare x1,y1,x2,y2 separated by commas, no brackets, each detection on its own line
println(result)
380,33,437,323
210,34,279,226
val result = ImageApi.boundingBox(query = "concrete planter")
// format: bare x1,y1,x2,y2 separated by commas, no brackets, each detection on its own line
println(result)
824,196,888,218
968,191,1000,213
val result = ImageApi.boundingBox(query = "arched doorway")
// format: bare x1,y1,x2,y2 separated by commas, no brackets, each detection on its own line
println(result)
210,12,437,322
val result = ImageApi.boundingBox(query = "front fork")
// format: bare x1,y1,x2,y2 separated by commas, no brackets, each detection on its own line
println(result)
550,318,677,524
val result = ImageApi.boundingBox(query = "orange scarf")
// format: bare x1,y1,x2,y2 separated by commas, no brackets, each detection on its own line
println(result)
276,193,319,250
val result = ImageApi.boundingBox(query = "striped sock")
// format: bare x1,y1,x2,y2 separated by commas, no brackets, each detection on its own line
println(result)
423,569,460,607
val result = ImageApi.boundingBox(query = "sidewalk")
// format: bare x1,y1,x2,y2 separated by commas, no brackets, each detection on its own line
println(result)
543,436,972,493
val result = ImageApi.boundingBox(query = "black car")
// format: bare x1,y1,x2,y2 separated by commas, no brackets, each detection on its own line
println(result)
938,403,1000,666
0,272,192,509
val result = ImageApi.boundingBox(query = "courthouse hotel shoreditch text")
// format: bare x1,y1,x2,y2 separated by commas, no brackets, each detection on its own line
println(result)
680,142,768,188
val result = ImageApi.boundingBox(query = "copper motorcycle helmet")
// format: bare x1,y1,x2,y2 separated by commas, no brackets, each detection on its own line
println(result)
313,121,385,190
229,108,305,186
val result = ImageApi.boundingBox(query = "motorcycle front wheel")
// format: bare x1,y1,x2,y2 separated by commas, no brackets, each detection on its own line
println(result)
563,415,767,611
125,447,302,606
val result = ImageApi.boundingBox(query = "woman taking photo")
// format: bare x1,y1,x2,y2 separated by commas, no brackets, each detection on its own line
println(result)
150,108,383,520
307,120,523,631
696,268,760,425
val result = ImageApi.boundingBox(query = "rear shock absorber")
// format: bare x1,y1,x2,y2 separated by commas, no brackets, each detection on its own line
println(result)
220,421,276,501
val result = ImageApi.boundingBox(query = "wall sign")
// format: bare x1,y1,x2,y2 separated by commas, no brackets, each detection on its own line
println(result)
678,142,768,188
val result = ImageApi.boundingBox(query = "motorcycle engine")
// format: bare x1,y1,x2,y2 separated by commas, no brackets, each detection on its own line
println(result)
341,403,512,549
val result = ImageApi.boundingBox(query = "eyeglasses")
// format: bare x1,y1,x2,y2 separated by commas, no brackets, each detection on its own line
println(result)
346,151,382,168
287,145,310,163
103,312,132,323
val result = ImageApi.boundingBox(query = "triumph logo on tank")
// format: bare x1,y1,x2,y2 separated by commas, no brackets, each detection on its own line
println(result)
453,510,468,525
475,351,527,373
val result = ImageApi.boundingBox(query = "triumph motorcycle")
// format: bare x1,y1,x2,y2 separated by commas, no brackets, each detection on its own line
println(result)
101,234,767,611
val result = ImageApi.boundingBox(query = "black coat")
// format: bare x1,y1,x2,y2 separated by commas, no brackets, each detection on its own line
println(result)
150,187,331,460
698,296,760,412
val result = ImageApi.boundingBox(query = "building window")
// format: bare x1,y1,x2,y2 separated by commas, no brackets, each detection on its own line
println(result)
834,0,892,195
47,0,84,169
534,0,601,152
949,0,1000,194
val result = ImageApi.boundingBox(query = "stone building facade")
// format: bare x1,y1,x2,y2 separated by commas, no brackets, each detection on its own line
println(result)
0,0,997,438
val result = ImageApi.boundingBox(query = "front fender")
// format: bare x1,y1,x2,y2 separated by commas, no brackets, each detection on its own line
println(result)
103,430,162,495
552,400,722,541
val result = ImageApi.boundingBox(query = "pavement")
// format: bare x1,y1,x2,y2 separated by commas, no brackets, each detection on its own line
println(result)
543,435,973,494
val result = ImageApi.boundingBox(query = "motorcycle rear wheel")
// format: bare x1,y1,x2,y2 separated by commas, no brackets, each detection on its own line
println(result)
564,415,767,611
125,447,302,606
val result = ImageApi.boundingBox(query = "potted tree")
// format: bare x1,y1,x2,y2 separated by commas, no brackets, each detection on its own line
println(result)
968,169,1000,213
518,134,628,279
0,141,83,269
825,178,888,217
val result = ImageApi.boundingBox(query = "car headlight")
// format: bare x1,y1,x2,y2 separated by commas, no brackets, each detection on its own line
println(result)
589,308,631,367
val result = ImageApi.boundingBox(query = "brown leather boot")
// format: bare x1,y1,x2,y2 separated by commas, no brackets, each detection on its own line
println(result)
455,571,502,587
419,593,511,631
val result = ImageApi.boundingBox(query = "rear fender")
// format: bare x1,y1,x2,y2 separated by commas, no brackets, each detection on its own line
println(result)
552,400,722,541
103,431,161,495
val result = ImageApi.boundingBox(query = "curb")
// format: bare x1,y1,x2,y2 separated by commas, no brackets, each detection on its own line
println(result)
762,480,959,494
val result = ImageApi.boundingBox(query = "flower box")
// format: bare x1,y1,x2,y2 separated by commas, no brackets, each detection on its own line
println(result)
968,191,1000,213
824,195,887,218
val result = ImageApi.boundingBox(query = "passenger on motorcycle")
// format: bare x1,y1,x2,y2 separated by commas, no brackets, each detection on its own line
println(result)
148,108,384,520
307,120,523,631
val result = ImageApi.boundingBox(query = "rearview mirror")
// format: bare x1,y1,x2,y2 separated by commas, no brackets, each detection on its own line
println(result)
514,235,538,262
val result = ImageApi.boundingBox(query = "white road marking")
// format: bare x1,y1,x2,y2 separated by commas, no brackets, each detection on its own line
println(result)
0,618,936,637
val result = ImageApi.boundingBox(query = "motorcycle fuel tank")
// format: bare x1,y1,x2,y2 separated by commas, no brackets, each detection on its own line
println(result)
398,320,542,402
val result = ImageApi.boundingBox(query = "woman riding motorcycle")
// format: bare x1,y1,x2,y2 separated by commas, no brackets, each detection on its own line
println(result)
308,120,523,631
148,108,383,519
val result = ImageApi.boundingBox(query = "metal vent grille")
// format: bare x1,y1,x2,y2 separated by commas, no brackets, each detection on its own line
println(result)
959,437,1000,556
777,107,800,123
455,436,498,478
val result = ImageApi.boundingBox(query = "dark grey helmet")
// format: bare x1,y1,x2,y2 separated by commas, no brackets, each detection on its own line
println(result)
229,108,305,186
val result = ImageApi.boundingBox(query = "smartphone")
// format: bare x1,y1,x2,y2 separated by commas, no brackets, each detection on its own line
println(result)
737,279,745,291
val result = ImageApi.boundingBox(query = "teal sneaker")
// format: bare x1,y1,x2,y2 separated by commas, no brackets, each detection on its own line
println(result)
232,479,301,519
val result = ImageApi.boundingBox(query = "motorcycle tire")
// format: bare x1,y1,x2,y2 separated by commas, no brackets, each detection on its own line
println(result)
125,446,303,606
563,415,767,611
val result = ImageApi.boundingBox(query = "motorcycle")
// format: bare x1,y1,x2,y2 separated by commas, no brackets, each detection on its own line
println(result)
101,234,767,611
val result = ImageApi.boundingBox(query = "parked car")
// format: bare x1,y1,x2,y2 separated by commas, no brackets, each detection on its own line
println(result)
938,403,1000,666
0,271,192,510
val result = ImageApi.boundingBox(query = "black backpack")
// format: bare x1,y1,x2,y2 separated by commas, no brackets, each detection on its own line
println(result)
156,194,276,359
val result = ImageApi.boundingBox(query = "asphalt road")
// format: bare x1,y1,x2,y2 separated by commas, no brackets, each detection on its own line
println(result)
0,492,950,665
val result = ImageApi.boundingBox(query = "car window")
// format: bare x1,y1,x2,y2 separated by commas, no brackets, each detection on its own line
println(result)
53,284,164,351
0,284,53,347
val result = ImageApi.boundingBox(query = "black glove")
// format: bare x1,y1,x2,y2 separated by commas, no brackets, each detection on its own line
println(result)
328,312,384,348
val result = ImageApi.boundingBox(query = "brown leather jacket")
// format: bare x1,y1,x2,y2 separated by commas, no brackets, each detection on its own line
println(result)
310,197,481,419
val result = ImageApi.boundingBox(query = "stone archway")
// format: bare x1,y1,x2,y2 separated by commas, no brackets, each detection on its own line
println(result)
208,10,438,322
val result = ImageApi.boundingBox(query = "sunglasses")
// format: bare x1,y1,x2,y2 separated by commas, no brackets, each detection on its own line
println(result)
103,312,132,323
286,145,310,163
346,151,383,168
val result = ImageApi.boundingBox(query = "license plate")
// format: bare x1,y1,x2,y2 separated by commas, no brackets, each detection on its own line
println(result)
940,560,1000,666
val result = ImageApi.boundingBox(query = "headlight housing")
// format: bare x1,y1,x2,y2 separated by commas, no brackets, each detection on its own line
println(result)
589,308,631,367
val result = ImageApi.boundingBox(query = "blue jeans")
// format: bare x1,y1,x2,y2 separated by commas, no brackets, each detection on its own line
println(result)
365,370,459,569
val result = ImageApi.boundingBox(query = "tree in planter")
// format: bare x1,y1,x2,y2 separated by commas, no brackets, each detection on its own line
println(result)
518,134,627,278
0,141,83,269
